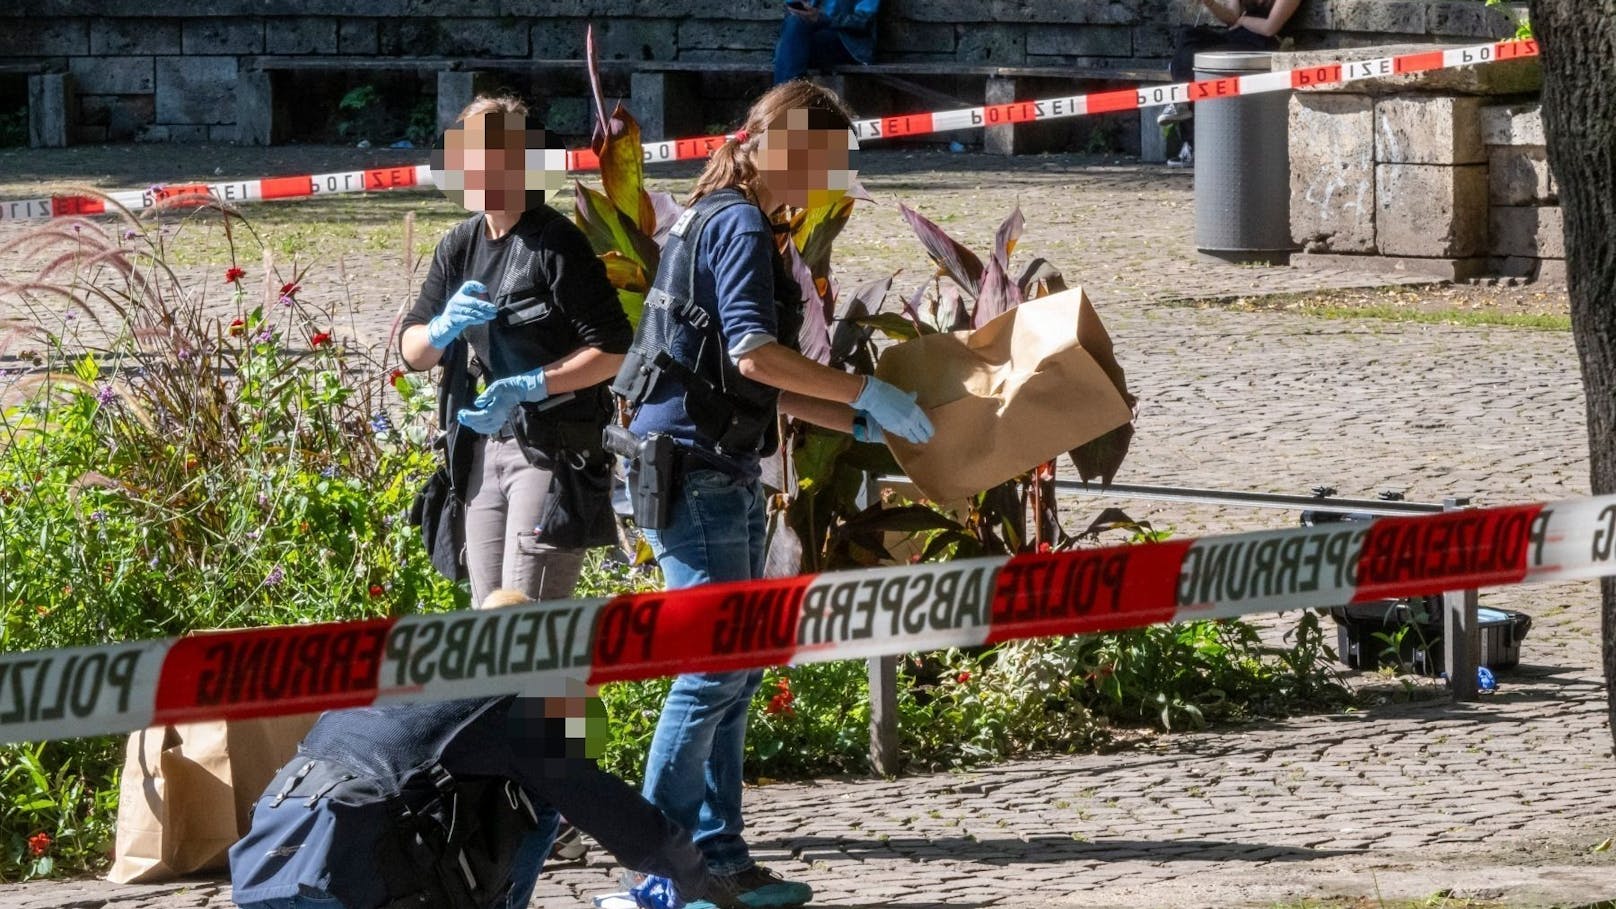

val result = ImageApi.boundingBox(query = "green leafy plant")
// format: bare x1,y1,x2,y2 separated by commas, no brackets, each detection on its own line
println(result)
0,107,26,148
0,199,456,879
571,28,685,325
1483,0,1533,39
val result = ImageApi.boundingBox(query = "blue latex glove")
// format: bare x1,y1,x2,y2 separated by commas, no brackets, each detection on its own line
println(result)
425,279,496,349
851,412,885,444
631,875,685,909
852,376,934,445
455,368,548,435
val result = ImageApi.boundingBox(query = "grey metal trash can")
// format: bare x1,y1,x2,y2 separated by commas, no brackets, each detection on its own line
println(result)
1192,50,1293,265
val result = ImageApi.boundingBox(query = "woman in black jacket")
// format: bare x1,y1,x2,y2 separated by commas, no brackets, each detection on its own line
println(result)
400,95,630,605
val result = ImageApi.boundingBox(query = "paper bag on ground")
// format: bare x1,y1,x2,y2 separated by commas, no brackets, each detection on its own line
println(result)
875,287,1133,504
107,713,318,883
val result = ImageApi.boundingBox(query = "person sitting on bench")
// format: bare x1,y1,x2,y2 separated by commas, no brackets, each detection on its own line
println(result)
773,0,882,85
1156,0,1303,165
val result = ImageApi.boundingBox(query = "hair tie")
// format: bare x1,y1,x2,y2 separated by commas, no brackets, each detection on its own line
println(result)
733,129,750,144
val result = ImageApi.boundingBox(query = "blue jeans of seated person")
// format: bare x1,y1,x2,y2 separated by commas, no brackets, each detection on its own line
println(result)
774,14,856,84
640,469,768,875
235,812,560,909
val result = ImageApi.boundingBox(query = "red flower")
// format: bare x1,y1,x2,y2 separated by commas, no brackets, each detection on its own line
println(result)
228,317,245,337
224,266,245,285
279,282,300,297
764,677,795,715
1037,542,1052,554
310,331,332,348
956,671,972,685
388,368,406,388
369,584,384,598
183,455,199,472
27,832,50,858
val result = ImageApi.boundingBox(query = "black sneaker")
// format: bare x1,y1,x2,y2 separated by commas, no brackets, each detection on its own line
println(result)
715,865,812,908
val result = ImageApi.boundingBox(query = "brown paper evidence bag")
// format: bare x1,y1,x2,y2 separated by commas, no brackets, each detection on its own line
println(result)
875,286,1135,504
107,714,318,884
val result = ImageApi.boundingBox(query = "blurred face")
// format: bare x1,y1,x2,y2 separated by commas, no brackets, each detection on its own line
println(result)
431,110,567,214
756,107,860,210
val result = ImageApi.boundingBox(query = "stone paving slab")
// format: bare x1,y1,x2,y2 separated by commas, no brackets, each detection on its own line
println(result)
3,151,1610,907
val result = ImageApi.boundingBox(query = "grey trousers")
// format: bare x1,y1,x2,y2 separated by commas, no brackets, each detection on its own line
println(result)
463,436,586,606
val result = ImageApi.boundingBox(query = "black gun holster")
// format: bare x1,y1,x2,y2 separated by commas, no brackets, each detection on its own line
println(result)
602,425,677,530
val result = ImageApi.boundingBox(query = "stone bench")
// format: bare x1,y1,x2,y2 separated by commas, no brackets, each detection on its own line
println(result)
630,60,1172,158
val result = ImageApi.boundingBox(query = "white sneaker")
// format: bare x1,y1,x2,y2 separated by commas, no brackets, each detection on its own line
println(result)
1167,141,1193,167
1156,102,1192,125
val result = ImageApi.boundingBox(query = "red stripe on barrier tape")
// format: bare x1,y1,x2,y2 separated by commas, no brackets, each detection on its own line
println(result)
51,196,105,217
260,175,314,200
364,166,418,191
1351,504,1542,603
985,540,1193,645
1190,77,1243,102
1395,51,1447,74
1086,88,1141,115
588,576,817,684
676,136,730,160
151,618,395,725
150,184,212,208
876,113,939,138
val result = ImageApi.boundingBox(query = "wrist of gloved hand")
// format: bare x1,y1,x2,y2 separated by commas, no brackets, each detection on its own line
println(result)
851,412,885,444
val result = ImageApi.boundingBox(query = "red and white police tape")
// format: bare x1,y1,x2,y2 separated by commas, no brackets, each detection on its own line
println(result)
3,486,1611,745
0,38,1539,224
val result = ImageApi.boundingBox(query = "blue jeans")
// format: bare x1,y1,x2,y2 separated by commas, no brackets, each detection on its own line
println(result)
235,813,559,909
641,469,768,875
773,14,856,84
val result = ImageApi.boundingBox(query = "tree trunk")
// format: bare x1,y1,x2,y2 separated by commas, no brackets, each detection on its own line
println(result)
1529,0,1616,746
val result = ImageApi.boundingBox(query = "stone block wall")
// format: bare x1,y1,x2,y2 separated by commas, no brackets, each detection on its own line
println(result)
1283,44,1560,282
4,0,1526,145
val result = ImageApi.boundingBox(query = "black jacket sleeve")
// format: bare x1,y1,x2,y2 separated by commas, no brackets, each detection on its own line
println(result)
521,759,711,895
402,217,476,335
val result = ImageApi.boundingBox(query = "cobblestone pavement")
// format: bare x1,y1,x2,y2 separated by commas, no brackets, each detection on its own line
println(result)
5,151,1612,907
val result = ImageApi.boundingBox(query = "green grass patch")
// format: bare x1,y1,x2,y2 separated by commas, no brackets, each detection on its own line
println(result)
1291,302,1570,332
1167,287,1571,332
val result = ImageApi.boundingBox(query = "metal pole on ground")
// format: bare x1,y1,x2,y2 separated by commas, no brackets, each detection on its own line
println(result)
1443,496,1481,701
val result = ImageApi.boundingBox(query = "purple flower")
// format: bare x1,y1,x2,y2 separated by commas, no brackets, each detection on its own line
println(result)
264,565,285,587
147,184,163,195
279,295,294,307
90,510,106,522
320,465,339,479
255,330,273,344
246,530,261,541
95,384,116,405
369,412,392,434
257,492,270,507
63,310,76,321
123,229,139,241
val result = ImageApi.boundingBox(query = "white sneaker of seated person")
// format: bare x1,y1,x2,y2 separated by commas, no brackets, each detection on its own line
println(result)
1157,102,1192,125
1168,142,1193,168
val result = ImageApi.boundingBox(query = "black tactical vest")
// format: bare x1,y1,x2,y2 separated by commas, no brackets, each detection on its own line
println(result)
611,189,804,459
